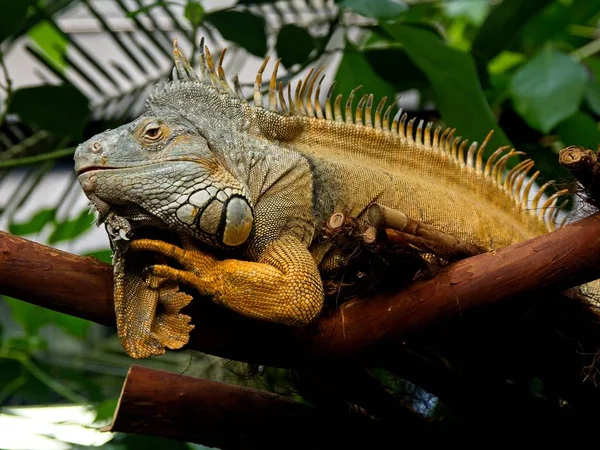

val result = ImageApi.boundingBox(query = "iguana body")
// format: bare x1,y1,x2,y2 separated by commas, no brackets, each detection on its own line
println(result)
74,41,569,358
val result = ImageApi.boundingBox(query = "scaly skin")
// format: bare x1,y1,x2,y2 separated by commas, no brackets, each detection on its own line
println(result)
130,234,322,324
74,40,579,358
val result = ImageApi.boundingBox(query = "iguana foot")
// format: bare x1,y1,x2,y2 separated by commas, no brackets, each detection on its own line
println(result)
113,257,194,359
143,264,216,296
129,236,324,326
144,274,195,349
131,236,216,273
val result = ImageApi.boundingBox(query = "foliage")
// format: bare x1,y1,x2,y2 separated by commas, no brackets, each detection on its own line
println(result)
510,48,588,133
0,0,599,447
10,84,90,138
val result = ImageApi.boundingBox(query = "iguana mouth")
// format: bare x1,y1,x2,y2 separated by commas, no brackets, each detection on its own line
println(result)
77,159,211,178
76,165,116,176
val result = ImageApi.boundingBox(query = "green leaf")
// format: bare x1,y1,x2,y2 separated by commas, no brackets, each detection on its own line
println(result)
184,0,204,28
275,24,315,68
94,399,119,424
206,10,267,57
337,0,408,20
445,16,471,52
365,48,427,92
488,51,525,75
28,21,68,72
4,335,47,353
519,1,600,53
472,0,553,60
401,2,440,23
0,359,28,401
557,112,600,150
10,84,90,138
85,249,113,264
584,80,600,116
4,296,91,339
0,0,29,43
509,49,587,133
471,50,491,90
8,208,56,236
333,45,397,115
381,23,511,152
587,58,600,82
442,0,489,25
48,208,95,245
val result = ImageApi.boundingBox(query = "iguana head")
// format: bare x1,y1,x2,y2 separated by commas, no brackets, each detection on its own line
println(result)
75,115,254,249
74,48,256,249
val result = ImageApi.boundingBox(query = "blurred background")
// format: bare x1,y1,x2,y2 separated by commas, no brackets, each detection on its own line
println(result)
0,0,599,448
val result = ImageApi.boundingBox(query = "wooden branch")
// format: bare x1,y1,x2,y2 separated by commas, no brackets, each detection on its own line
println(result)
1,213,600,367
109,365,393,449
559,145,600,204
110,366,580,446
367,203,485,261
0,232,115,327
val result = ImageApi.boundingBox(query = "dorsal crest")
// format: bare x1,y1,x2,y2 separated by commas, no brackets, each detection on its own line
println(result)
158,39,568,232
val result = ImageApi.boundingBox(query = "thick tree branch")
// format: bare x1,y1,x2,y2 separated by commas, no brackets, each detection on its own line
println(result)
0,233,114,327
1,213,600,367
110,365,598,447
110,365,399,449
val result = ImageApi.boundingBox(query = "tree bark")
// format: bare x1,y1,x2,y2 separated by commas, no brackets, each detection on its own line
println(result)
367,203,485,260
109,365,396,449
0,232,114,327
559,145,600,205
1,213,600,367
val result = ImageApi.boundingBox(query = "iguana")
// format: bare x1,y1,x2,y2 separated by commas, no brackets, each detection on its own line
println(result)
74,40,593,359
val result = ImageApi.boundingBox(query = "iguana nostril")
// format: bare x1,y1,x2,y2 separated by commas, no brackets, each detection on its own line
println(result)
91,142,102,153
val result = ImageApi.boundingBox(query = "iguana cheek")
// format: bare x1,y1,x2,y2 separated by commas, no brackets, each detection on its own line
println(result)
222,197,253,246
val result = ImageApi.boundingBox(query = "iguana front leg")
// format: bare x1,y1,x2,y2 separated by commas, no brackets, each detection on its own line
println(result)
129,235,324,325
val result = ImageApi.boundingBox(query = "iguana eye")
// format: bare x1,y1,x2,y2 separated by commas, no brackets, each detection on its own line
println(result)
142,123,163,142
